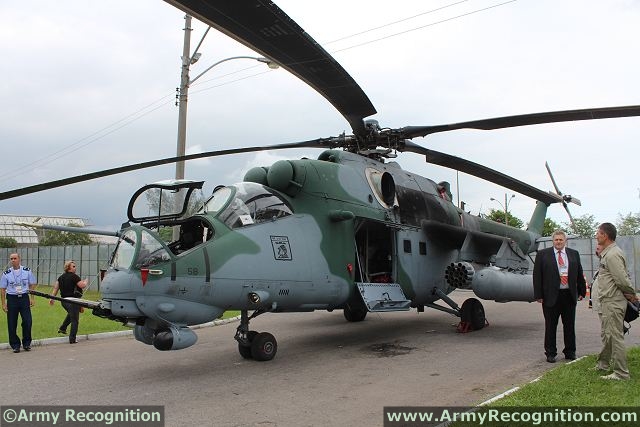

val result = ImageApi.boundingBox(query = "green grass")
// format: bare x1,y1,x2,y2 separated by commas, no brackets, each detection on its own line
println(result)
1,285,239,343
489,347,640,406
445,347,640,427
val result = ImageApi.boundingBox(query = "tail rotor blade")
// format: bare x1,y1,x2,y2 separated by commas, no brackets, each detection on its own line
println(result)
563,202,577,231
545,161,562,195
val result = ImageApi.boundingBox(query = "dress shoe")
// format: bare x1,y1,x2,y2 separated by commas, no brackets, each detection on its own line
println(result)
23,346,31,351
13,348,20,353
546,355,556,363
564,353,576,360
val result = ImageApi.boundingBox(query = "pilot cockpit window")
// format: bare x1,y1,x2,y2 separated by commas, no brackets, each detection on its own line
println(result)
217,183,293,229
112,230,137,269
201,186,233,214
136,230,172,267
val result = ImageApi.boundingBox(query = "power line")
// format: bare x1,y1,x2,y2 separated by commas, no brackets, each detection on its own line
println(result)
7,1,516,181
331,0,517,54
324,0,472,45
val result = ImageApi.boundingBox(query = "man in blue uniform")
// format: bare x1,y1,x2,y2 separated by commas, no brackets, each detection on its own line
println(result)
0,253,37,353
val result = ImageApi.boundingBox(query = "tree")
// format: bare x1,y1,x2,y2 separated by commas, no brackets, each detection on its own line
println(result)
542,218,561,237
563,214,598,238
158,227,173,242
0,237,17,248
39,223,93,246
616,212,640,236
486,209,524,229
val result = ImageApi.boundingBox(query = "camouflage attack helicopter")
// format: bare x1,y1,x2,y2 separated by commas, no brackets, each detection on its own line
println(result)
7,0,640,361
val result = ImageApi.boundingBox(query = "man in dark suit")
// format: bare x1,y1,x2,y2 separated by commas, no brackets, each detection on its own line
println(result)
533,230,586,363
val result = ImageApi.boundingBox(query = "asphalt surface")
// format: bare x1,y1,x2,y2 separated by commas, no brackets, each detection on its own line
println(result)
2,290,639,427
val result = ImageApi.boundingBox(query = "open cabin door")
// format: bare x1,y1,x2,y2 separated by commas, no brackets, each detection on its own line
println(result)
354,219,411,312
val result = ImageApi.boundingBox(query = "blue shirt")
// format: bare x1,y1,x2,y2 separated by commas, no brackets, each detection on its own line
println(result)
0,266,36,295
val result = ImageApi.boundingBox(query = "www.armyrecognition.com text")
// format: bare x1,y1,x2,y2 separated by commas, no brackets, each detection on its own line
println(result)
383,406,639,427
1,406,164,427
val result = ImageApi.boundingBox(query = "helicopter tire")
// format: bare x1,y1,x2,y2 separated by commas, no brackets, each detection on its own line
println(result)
238,330,259,359
251,332,278,361
343,304,367,322
460,298,486,331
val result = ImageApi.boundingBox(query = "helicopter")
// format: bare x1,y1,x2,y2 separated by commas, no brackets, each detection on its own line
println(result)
7,0,640,362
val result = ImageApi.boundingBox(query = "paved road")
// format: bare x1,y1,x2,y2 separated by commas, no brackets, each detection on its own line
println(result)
2,290,638,427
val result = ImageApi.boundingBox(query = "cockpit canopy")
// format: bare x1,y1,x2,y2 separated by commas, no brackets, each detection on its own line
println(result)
127,180,205,227
200,182,293,229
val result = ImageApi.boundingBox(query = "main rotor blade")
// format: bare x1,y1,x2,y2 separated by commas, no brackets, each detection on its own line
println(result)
400,105,640,139
403,141,561,205
164,0,376,134
0,138,341,200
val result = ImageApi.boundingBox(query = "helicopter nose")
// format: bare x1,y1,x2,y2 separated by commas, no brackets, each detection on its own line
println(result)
100,269,145,318
101,269,135,295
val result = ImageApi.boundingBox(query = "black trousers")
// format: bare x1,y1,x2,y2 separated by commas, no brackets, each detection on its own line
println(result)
542,289,576,357
6,294,32,350
60,300,80,343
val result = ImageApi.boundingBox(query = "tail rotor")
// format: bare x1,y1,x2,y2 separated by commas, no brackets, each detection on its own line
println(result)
545,161,581,230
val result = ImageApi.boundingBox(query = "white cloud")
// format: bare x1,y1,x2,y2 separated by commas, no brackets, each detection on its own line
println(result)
1,0,639,228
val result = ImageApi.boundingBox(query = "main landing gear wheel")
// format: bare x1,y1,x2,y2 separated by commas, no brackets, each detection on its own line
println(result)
238,330,258,359
251,332,278,361
235,309,278,361
460,298,486,331
343,303,367,322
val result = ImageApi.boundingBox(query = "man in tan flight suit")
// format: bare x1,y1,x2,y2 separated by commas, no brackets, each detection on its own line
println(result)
594,223,639,380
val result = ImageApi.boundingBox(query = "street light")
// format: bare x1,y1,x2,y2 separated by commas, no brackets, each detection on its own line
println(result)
173,15,279,240
175,15,279,181
490,194,516,226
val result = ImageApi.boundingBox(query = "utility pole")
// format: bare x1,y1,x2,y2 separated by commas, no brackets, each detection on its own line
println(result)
503,193,509,226
490,194,515,227
175,14,192,181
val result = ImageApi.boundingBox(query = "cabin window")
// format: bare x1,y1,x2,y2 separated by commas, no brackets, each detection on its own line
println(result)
218,182,293,229
419,242,427,255
403,239,412,253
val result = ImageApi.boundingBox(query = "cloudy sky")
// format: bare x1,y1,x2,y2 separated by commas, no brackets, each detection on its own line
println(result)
1,0,639,233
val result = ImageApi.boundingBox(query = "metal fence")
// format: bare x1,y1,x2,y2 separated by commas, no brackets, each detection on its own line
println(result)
530,235,638,290
0,244,116,290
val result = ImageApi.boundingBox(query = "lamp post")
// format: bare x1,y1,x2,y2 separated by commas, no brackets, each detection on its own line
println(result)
490,194,515,226
173,15,278,240
175,15,278,181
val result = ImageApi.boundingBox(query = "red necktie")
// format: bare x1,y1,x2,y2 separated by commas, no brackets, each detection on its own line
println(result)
558,251,568,285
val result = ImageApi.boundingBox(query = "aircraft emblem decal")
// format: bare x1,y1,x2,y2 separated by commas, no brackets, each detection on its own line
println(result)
270,236,292,261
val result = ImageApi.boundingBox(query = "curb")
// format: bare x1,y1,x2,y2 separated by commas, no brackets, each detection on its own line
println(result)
1,315,241,350
477,355,587,406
